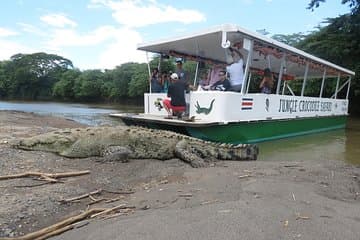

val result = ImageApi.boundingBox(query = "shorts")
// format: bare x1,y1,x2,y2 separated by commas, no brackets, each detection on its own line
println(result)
163,99,186,112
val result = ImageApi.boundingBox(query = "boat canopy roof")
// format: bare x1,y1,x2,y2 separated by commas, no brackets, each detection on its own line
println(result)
138,24,355,79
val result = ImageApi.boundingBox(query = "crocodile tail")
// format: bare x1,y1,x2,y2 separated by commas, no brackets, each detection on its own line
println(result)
208,99,215,111
195,101,200,111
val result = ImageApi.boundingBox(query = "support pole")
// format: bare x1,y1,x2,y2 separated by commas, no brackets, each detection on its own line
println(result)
276,55,286,95
241,40,253,94
319,68,326,98
346,76,352,100
282,81,286,95
301,62,309,96
246,72,252,94
194,62,199,86
335,73,340,99
146,52,152,93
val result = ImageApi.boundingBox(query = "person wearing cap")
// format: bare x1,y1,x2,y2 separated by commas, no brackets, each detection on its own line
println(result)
162,73,187,118
175,58,187,83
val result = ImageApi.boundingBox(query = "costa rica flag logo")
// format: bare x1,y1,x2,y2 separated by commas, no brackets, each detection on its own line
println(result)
241,98,253,110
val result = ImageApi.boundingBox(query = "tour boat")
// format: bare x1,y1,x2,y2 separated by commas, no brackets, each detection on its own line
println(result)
110,24,355,144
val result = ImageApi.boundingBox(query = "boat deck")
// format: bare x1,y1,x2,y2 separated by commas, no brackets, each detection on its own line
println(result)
109,113,222,127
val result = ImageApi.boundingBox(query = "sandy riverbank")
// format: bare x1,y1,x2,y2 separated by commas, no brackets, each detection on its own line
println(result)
0,110,359,239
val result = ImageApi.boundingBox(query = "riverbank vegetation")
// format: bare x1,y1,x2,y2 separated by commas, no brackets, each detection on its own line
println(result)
0,1,358,114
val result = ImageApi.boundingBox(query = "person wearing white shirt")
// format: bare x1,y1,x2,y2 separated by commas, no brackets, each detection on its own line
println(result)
226,48,244,92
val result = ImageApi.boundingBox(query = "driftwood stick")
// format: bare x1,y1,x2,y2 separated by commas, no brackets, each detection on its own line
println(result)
90,204,131,218
14,182,50,188
0,171,90,181
89,195,98,202
33,224,74,240
104,196,124,203
34,221,89,240
88,198,106,205
60,189,103,203
103,189,135,195
44,171,90,179
0,208,105,240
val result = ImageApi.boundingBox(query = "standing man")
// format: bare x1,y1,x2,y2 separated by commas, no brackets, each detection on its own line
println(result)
175,58,187,83
226,48,244,92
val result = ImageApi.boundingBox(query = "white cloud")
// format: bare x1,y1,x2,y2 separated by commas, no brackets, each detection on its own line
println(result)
45,25,118,49
43,25,145,69
98,28,146,69
0,40,34,60
0,27,18,37
89,0,206,28
3,0,205,69
17,22,47,36
40,13,77,28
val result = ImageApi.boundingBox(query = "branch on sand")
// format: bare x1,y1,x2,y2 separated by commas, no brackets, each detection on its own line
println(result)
0,170,90,183
0,204,135,240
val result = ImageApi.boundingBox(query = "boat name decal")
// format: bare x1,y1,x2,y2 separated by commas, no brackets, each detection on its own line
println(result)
241,98,253,110
278,99,332,113
195,99,215,115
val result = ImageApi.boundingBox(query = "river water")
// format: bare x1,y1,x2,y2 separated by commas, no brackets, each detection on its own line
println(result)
1,100,359,165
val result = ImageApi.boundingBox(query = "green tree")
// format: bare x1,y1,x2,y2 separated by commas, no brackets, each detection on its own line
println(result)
73,70,104,101
0,61,13,98
272,32,307,46
299,0,360,114
6,52,73,99
53,69,81,100
307,0,359,13
128,63,149,97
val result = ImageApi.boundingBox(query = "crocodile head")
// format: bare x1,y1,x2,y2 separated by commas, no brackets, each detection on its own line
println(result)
15,129,78,155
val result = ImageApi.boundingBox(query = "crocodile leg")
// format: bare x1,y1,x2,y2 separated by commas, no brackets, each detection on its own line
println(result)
100,146,133,162
174,139,209,168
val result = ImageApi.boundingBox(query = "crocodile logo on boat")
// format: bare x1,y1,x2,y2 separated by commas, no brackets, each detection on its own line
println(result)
154,98,163,111
195,99,215,115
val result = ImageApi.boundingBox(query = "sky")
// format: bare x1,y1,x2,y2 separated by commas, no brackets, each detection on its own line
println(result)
0,0,351,70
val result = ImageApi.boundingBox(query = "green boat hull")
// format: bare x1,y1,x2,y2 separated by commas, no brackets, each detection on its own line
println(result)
186,115,347,144
120,115,347,144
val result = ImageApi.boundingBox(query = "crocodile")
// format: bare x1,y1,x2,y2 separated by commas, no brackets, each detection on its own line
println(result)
14,126,258,168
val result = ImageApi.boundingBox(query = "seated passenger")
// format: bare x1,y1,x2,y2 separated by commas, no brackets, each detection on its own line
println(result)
202,70,231,91
197,72,209,90
259,68,274,94
207,64,223,86
162,73,187,118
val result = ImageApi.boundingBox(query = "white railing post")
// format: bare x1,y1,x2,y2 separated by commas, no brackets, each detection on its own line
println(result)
301,62,309,96
246,72,252,94
319,68,326,98
282,81,286,95
346,76,352,99
335,73,340,99
194,62,199,86
241,39,253,94
146,52,152,93
276,55,286,95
